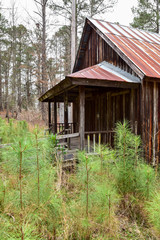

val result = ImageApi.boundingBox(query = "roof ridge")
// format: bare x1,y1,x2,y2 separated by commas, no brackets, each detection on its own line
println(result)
87,17,160,36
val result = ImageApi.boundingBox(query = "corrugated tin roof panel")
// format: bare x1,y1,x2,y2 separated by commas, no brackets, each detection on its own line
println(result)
88,18,160,78
68,61,140,83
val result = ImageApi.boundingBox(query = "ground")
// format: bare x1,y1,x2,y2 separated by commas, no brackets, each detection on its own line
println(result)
0,110,47,128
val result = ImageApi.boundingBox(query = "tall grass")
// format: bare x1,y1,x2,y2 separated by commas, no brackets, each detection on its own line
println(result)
113,121,156,201
0,118,63,239
1,117,160,239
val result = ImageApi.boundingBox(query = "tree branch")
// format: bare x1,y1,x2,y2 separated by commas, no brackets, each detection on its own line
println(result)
34,0,42,6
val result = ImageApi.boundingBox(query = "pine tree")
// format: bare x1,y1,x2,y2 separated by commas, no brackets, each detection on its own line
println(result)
49,0,117,73
131,0,160,33
0,12,8,111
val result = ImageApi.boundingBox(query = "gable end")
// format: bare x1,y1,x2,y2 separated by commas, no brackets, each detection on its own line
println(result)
73,18,145,80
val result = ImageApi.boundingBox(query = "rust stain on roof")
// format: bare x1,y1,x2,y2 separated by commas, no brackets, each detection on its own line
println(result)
88,18,160,78
68,61,140,83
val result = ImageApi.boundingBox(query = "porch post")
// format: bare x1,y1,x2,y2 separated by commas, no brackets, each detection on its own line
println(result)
48,102,51,132
54,100,57,134
64,92,68,134
79,86,85,150
123,94,125,120
107,92,111,143
130,89,135,131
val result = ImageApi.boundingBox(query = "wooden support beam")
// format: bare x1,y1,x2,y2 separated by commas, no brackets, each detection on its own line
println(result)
153,82,158,166
64,92,68,134
137,87,140,135
54,100,57,134
48,102,51,132
79,86,85,150
71,78,139,89
56,132,79,140
113,96,115,128
85,130,114,134
107,93,109,142
123,94,125,120
140,83,145,150
107,93,111,142
130,89,135,131
116,95,120,122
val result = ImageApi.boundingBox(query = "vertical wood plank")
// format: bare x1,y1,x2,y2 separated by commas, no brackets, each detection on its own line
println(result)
79,86,85,150
64,92,68,135
93,134,96,152
107,93,109,142
137,87,140,135
116,95,120,122
143,82,146,159
145,82,149,162
90,29,92,66
149,83,152,162
140,83,144,145
87,134,90,153
153,81,158,165
158,84,160,163
98,96,101,131
123,94,125,121
95,96,97,131
113,96,115,128
108,93,111,144
54,100,57,134
135,121,138,135
99,37,103,62
99,133,101,151
130,89,134,131
48,102,51,133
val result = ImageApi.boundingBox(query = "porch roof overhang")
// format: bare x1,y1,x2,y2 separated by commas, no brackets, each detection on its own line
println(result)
39,61,140,102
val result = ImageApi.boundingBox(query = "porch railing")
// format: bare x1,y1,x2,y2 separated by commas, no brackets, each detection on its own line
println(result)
50,122,78,134
50,125,115,152
85,130,115,153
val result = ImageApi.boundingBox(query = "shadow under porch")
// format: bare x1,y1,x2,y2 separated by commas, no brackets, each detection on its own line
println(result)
48,84,140,152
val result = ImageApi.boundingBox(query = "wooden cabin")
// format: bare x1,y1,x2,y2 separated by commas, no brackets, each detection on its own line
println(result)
39,18,160,164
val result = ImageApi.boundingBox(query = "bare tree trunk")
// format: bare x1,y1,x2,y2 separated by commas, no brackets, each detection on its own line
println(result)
156,0,159,33
71,0,76,73
11,3,17,114
4,49,11,113
90,0,93,17
40,0,48,121
35,23,42,111
41,3,46,120
0,46,3,111
34,0,48,120
41,0,47,93
5,66,9,116
18,40,22,113
26,66,30,110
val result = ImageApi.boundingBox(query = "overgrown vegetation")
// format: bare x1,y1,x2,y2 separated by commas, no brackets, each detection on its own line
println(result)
0,118,160,239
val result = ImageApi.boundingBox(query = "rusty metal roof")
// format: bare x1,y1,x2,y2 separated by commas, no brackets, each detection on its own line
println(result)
68,61,140,83
39,61,140,102
88,18,160,78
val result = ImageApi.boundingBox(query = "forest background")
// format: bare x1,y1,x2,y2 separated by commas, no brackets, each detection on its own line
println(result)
0,0,160,123
1,1,160,239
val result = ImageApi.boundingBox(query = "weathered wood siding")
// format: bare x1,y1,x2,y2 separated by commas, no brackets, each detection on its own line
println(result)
81,28,139,77
73,87,140,144
141,80,160,164
74,28,160,163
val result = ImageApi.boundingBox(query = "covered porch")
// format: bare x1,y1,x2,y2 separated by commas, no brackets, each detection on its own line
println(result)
39,62,140,151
